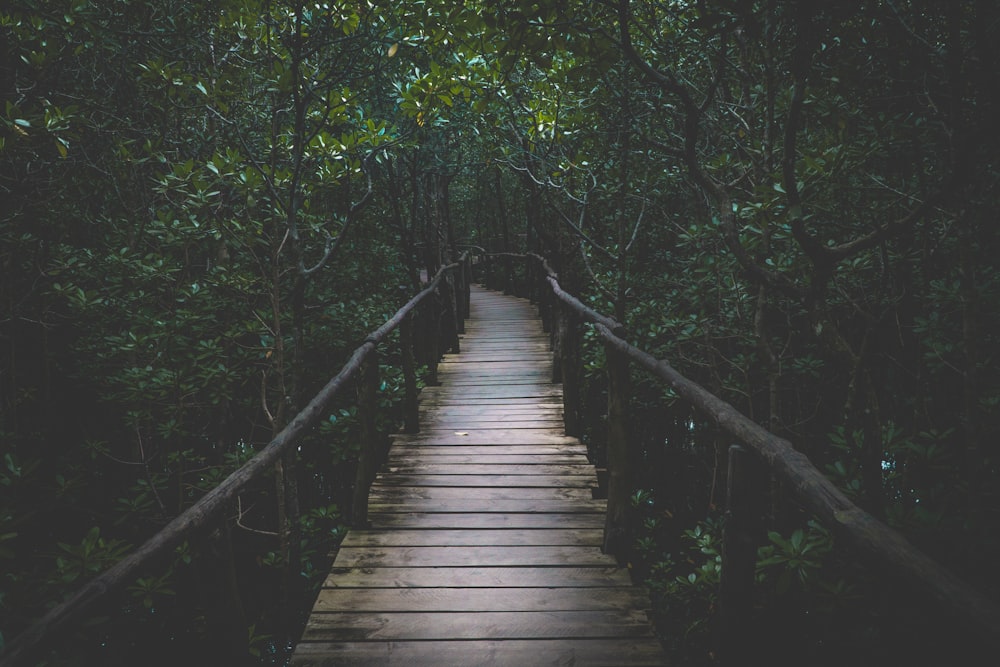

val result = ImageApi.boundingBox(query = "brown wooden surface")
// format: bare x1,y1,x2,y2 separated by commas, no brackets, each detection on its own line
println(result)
291,285,665,666
292,639,668,666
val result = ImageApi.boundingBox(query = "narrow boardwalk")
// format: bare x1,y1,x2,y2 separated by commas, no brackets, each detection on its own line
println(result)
291,285,666,666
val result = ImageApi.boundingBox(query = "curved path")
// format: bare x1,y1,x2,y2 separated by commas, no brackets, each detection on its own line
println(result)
291,285,666,666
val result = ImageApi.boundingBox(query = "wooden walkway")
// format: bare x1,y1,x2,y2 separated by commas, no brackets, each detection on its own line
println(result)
290,285,666,666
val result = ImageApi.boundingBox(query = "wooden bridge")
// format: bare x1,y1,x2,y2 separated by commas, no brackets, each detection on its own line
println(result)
290,285,667,665
4,254,999,666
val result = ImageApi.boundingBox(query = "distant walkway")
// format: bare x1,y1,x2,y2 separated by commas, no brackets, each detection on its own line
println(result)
290,285,666,666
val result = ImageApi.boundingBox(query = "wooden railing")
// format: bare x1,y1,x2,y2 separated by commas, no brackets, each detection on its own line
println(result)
482,252,1000,657
0,252,473,667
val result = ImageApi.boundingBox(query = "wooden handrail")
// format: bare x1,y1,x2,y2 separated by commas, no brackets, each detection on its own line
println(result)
594,322,1000,644
482,252,1000,648
0,252,472,667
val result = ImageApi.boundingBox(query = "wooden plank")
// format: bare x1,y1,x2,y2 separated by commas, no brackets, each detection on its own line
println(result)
291,639,667,666
301,609,656,641
371,485,593,500
367,512,606,529
368,487,594,501
340,529,603,548
412,418,565,428
372,474,595,488
383,464,594,476
435,379,555,387
418,385,562,399
419,404,564,414
448,344,550,352
440,350,552,365
312,586,649,612
416,396,563,406
385,454,587,465
389,430,580,445
321,566,633,588
367,498,606,513
438,359,551,367
332,546,618,568
387,445,585,457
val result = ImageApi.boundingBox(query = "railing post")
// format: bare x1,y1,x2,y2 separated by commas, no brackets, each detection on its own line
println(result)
445,272,460,353
462,254,472,318
426,294,440,385
351,350,379,527
602,342,632,558
554,304,582,438
454,259,467,333
528,256,550,332
720,444,762,663
526,254,536,304
523,254,532,299
503,253,514,295
539,274,552,334
400,313,420,434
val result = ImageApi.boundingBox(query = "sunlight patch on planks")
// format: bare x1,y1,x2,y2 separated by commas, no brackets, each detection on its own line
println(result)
290,285,666,666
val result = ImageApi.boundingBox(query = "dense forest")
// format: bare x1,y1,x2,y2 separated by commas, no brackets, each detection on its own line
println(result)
2,0,999,664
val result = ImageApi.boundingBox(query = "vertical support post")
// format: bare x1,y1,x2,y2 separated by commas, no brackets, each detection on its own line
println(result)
482,254,491,289
552,301,565,383
445,272,461,353
526,254,536,304
351,349,379,527
462,254,472,317
401,313,420,434
539,274,552,334
455,258,467,331
540,284,555,333
426,295,440,386
720,444,761,664
523,254,532,300
602,342,632,558
554,305,582,438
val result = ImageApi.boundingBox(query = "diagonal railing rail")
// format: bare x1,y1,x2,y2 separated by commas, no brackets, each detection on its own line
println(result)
0,253,473,667
482,252,1000,660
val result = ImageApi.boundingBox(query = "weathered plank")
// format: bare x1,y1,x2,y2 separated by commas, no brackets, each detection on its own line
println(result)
312,586,648,612
382,464,595,476
292,639,668,666
414,396,563,406
368,487,594,501
387,445,587,457
302,609,656,641
366,498,606,513
389,430,581,445
385,453,587,465
417,385,563,399
372,474,596,488
321,566,633,588
340,528,604,548
366,512,607,529
418,418,565,428
419,404,564,415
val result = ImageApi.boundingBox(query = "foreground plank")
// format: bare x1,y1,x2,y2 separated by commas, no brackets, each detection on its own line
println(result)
366,512,606,529
292,639,668,666
302,609,657,641
332,545,618,568
321,566,633,588
340,528,604,547
312,586,648,612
